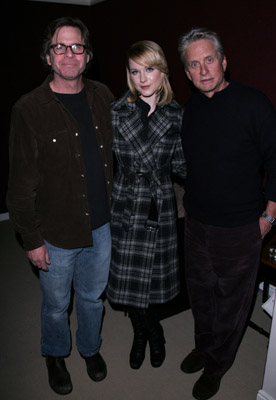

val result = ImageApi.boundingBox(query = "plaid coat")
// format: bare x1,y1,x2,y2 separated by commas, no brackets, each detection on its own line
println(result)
106,92,186,308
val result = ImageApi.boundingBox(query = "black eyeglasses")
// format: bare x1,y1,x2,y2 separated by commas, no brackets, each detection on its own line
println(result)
50,43,87,55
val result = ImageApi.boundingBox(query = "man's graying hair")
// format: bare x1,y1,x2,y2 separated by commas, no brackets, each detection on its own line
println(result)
178,27,225,67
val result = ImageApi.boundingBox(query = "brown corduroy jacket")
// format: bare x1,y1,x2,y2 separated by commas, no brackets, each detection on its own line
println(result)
7,76,114,251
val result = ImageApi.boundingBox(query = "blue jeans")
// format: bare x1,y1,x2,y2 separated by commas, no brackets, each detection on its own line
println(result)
39,222,111,357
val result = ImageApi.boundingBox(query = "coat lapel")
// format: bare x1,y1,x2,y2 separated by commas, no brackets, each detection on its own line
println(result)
148,108,172,145
116,105,172,172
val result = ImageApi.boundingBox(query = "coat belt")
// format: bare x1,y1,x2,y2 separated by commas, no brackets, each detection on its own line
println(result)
118,165,170,231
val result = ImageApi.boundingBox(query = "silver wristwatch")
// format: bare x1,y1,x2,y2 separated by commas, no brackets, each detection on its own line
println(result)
262,211,276,226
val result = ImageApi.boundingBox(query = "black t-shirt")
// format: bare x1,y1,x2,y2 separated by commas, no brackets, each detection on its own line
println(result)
56,88,110,229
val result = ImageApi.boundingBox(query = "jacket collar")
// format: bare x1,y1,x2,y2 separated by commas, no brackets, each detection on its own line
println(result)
36,75,99,104
112,90,182,113
113,91,176,170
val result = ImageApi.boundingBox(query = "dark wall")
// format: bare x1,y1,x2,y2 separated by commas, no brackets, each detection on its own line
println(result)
2,0,276,212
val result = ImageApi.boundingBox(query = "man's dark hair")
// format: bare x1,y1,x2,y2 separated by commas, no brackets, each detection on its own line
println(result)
40,17,93,67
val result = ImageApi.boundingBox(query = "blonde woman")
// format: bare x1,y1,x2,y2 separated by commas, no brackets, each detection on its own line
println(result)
106,41,186,369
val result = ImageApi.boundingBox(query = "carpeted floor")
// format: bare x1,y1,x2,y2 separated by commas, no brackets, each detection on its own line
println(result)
0,219,272,400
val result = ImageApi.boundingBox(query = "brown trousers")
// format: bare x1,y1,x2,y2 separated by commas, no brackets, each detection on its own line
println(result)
184,215,262,377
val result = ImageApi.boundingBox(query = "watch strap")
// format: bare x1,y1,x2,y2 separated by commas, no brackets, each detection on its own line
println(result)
262,211,276,225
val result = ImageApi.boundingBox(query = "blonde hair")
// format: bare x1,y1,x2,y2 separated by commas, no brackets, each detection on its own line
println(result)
126,40,174,105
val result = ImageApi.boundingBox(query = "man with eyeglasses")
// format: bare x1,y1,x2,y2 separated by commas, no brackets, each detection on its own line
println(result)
7,17,114,395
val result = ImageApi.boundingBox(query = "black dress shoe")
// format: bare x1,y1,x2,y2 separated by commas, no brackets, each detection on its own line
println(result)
83,352,107,382
180,349,206,373
46,356,73,395
192,373,221,400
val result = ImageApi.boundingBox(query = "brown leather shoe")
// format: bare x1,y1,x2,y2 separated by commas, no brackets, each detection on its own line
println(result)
192,373,221,400
180,349,206,373
46,356,73,395
83,352,107,382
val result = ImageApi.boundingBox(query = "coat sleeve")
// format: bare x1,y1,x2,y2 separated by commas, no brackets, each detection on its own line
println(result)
6,103,44,251
171,112,187,181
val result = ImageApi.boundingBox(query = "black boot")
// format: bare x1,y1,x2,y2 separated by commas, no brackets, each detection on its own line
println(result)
45,356,73,395
145,308,166,368
82,352,107,382
128,308,148,369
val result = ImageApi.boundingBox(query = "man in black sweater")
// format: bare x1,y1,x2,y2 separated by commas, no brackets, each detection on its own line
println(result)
178,27,276,400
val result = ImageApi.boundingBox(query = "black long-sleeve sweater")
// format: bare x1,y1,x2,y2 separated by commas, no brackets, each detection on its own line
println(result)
181,80,276,227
